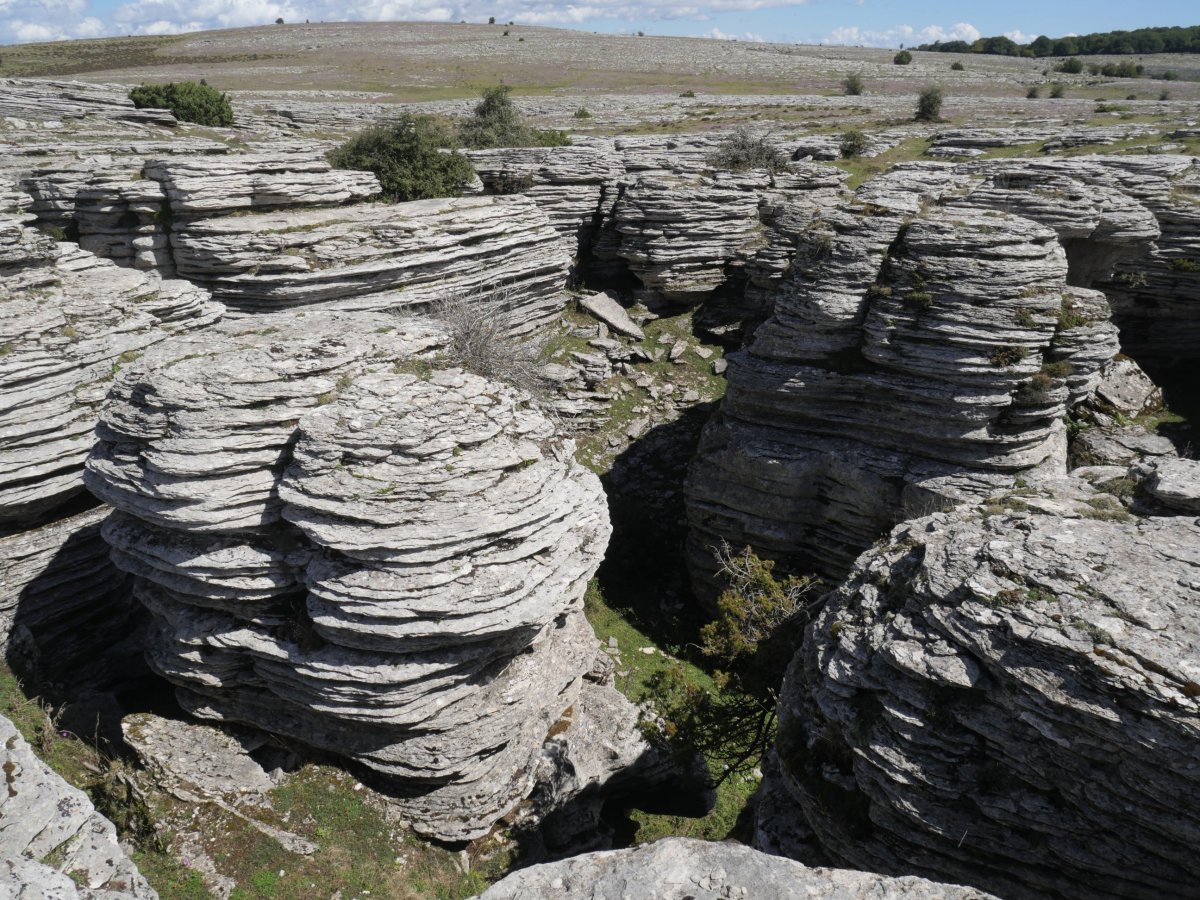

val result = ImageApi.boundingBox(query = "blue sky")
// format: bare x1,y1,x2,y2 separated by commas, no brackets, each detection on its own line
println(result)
0,0,1194,47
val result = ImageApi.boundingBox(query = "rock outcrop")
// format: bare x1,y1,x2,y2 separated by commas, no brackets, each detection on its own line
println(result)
75,153,381,274
85,310,619,841
759,499,1200,899
474,837,996,899
465,145,624,251
166,194,570,328
0,211,221,526
685,195,1126,589
0,713,156,899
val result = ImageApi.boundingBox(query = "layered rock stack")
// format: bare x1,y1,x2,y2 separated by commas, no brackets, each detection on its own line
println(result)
465,145,625,252
75,153,381,275
1092,155,1200,366
759,497,1200,899
72,154,572,331
0,210,221,528
85,311,615,840
168,194,570,329
685,196,1121,587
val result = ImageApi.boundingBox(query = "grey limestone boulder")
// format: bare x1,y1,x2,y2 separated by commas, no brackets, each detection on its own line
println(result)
0,713,156,899
474,837,995,899
759,501,1200,899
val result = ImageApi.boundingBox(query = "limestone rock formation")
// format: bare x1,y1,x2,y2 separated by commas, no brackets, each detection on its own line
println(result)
685,199,1120,588
474,837,996,899
465,145,624,250
759,500,1200,899
167,194,570,327
85,311,619,841
75,153,381,274
0,211,221,526
0,713,157,899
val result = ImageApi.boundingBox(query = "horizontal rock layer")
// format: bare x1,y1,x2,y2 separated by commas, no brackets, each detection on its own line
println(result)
760,502,1200,899
0,212,222,525
86,310,614,841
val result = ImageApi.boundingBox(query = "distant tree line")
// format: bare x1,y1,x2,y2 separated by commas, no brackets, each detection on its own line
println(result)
917,24,1200,57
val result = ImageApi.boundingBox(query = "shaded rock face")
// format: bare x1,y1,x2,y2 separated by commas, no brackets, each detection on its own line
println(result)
0,713,157,899
85,311,614,841
0,506,141,690
609,168,845,333
759,504,1200,900
685,200,1123,588
465,145,625,252
474,837,996,899
0,210,222,528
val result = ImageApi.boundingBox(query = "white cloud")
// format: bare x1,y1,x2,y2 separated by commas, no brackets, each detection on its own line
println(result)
821,21,980,48
1004,29,1036,44
701,26,763,41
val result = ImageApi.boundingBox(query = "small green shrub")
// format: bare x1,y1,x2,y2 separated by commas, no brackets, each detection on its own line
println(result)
989,345,1026,367
706,126,786,173
903,290,934,311
915,85,944,122
839,128,869,158
894,50,913,65
1159,89,1172,101
128,81,233,126
573,106,592,119
458,85,570,149
1027,85,1041,99
1168,258,1199,273
327,114,475,202
950,61,965,71
842,72,865,96
1050,83,1066,98
1055,57,1084,74
679,89,696,98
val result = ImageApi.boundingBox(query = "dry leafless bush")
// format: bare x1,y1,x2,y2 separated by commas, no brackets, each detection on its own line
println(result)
429,288,550,395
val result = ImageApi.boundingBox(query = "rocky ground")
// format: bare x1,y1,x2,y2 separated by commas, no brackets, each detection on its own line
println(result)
0,21,1198,900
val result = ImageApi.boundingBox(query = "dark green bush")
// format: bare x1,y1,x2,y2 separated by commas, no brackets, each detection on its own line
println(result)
950,61,965,71
326,114,475,202
894,50,913,65
842,72,865,95
458,85,570,148
706,126,786,173
915,85,944,121
573,106,592,119
839,128,869,158
1050,82,1066,98
1055,57,1084,74
128,81,233,126
1027,85,1041,98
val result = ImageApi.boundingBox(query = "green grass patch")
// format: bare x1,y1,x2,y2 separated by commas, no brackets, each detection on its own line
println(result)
582,581,757,843
829,136,934,189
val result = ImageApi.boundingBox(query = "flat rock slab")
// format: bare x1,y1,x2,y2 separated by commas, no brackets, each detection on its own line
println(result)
580,290,644,339
474,837,995,899
121,713,274,801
